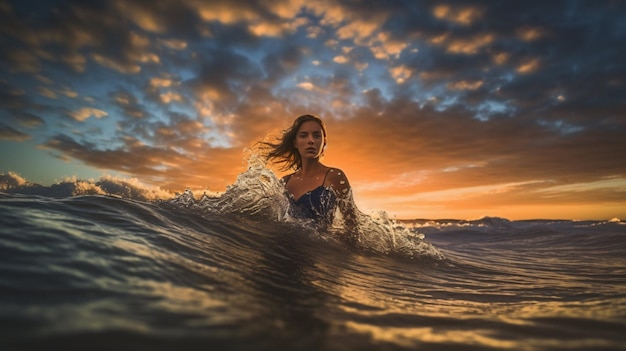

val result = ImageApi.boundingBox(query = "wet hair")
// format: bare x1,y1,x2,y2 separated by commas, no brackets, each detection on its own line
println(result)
260,114,327,171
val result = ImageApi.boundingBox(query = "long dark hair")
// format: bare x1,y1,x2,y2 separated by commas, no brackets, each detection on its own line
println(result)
260,114,327,171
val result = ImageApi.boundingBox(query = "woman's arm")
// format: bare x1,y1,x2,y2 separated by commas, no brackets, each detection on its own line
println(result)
329,168,360,245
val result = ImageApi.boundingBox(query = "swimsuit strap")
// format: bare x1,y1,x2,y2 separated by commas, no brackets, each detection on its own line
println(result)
285,168,332,186
321,168,332,186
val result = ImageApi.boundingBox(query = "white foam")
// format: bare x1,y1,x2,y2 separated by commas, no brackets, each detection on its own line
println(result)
168,154,445,260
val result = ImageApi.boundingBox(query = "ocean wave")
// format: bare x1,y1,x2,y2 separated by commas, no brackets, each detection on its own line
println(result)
2,172,625,350
1,156,444,261
403,216,624,235
164,155,445,261
0,172,172,201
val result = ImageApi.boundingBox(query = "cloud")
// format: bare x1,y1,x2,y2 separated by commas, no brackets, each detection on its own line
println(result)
92,54,142,74
0,0,624,219
444,33,495,54
389,65,412,84
110,90,148,119
40,122,246,191
0,123,30,141
368,31,407,60
190,48,263,114
297,82,314,90
0,172,29,190
5,49,41,73
516,26,548,42
447,79,483,91
516,57,541,74
68,108,109,122
159,91,183,104
14,112,45,128
61,52,87,72
333,55,349,64
323,92,626,197
432,4,484,26
159,38,188,50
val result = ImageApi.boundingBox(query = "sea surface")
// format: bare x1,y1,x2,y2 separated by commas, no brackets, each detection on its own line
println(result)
1,163,625,351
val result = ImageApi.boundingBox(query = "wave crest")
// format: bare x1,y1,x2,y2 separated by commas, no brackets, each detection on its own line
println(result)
0,172,171,201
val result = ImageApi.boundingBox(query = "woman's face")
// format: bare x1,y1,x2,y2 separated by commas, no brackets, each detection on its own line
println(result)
294,120,326,159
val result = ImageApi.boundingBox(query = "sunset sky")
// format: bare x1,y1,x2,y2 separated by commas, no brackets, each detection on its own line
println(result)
1,0,625,220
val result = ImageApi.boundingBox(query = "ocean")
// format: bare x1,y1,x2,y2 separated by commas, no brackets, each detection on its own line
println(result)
1,162,625,351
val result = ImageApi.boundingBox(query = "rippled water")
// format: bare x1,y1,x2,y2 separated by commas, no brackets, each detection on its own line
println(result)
1,192,625,351
1,161,625,350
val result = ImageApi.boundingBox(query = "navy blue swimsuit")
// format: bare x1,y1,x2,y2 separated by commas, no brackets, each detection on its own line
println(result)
285,169,337,223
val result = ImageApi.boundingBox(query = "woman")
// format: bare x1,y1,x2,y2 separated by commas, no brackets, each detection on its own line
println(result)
261,114,359,243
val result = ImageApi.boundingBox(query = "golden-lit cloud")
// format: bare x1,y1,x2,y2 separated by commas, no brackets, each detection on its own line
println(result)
69,108,109,122
193,1,259,24
446,33,495,54
159,91,183,104
516,26,548,41
92,54,141,74
369,32,407,60
389,65,412,84
60,87,78,98
297,82,314,90
333,55,349,64
249,22,285,37
516,58,541,74
492,52,510,65
37,86,56,99
337,19,382,43
309,1,389,45
119,2,167,33
447,80,483,91
159,39,188,50
432,5,484,25
149,77,175,88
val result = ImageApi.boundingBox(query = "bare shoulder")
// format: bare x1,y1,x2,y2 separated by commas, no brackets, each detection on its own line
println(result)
326,167,349,181
326,167,351,196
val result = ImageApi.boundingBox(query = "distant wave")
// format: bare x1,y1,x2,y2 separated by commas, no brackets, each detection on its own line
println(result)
0,172,174,201
403,216,623,237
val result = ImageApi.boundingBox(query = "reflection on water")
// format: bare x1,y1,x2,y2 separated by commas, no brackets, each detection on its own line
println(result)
1,194,626,350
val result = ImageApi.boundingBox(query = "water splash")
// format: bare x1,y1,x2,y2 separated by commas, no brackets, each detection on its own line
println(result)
349,210,444,260
168,154,444,261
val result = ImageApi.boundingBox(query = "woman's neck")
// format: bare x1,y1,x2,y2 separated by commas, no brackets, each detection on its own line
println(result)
299,158,324,175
